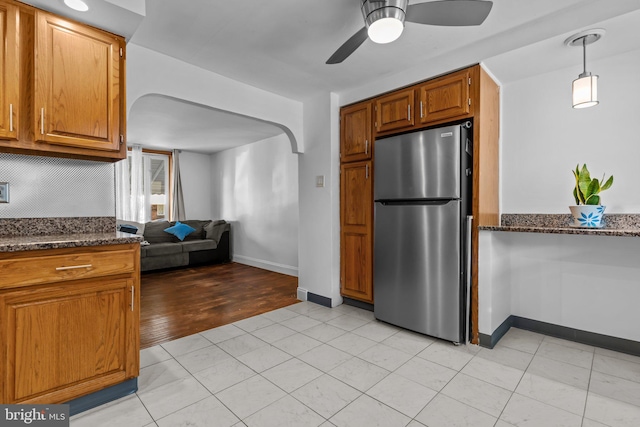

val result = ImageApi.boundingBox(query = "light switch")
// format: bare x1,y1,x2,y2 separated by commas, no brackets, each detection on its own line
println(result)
315,175,325,188
0,182,9,203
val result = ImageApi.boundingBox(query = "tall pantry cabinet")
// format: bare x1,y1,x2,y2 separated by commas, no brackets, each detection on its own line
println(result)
339,65,500,343
340,102,374,303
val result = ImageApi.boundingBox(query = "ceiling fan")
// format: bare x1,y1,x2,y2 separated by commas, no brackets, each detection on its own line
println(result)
326,0,493,64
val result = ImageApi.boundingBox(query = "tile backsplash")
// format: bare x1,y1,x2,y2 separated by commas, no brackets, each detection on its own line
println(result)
0,153,115,218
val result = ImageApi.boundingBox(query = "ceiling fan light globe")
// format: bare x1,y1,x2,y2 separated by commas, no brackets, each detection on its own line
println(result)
368,17,404,44
64,0,89,12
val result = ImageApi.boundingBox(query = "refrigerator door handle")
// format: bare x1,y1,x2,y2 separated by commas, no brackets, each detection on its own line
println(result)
465,215,473,344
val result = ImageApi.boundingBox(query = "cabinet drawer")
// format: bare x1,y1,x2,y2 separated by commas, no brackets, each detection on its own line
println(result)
0,249,136,289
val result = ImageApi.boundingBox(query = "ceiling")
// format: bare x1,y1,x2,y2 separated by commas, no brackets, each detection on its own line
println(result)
127,95,286,154
21,0,640,153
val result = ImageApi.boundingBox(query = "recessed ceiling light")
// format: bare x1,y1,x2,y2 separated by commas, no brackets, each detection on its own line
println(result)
64,0,89,12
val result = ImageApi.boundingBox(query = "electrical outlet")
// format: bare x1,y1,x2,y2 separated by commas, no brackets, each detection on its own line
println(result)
0,182,9,203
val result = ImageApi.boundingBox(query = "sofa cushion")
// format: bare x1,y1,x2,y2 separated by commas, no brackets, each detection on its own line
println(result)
142,242,184,257
180,220,212,241
180,239,217,252
141,252,189,272
143,220,175,243
204,220,230,244
164,221,197,241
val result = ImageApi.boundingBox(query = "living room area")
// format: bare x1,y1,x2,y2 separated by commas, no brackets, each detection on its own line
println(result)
117,95,302,348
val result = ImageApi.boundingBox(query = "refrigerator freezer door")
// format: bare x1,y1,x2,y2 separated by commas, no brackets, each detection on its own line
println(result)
374,125,461,200
374,200,462,342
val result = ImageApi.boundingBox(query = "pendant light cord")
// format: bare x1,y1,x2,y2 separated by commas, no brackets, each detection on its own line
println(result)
582,37,587,75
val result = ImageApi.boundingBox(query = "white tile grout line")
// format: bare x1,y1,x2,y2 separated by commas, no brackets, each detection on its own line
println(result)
126,304,638,426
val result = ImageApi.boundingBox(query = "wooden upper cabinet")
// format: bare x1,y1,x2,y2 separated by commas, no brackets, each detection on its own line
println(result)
340,160,373,303
419,69,472,125
0,2,19,140
34,11,122,151
375,88,415,134
340,101,372,162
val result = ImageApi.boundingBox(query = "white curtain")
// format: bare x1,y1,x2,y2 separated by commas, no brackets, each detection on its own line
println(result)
130,145,149,223
171,149,186,221
115,145,151,223
114,156,130,221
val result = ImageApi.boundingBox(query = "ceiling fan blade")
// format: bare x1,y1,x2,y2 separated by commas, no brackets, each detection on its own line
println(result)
406,0,493,26
326,27,368,64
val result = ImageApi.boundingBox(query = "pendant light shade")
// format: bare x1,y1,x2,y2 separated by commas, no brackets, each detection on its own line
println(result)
565,29,605,109
572,74,598,109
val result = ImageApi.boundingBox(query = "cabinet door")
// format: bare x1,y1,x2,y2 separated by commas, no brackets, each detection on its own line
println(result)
0,277,139,404
34,11,122,151
340,102,372,162
0,2,18,140
374,89,415,134
419,69,472,124
340,161,373,303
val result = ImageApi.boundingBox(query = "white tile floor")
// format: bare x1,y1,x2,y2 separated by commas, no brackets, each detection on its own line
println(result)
70,301,640,427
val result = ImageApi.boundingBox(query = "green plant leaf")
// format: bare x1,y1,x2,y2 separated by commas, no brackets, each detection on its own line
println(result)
601,175,614,191
578,164,592,201
586,195,600,205
572,167,584,204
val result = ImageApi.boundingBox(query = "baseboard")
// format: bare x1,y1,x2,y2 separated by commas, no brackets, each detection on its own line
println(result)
307,292,332,308
342,297,374,312
479,316,514,349
67,378,137,416
232,255,298,277
481,315,640,357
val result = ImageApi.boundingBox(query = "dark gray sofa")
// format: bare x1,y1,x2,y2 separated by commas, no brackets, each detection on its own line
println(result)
140,219,231,272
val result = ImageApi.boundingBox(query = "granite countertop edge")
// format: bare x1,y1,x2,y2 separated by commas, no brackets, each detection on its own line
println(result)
478,224,640,237
478,213,640,237
0,232,143,253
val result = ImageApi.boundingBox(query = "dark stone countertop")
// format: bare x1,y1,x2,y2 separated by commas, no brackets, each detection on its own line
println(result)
0,217,142,252
0,232,142,253
478,213,640,237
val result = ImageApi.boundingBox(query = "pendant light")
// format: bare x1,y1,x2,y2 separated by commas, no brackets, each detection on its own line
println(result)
565,29,605,109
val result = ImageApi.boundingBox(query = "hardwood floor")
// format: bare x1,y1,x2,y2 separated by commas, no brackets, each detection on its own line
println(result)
140,262,299,349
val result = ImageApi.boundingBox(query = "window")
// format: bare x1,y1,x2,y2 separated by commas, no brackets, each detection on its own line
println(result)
116,148,172,223
146,153,170,220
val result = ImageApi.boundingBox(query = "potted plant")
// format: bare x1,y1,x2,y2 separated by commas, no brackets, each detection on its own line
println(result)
570,164,613,227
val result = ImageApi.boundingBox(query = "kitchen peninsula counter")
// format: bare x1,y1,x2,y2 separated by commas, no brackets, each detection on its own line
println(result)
478,213,640,237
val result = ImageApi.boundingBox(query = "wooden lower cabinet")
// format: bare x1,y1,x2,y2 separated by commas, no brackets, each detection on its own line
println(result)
340,161,373,303
0,244,140,404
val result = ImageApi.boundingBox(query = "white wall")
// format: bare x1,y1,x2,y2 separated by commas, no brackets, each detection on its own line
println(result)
178,150,213,220
478,231,512,337
478,48,640,340
211,135,299,276
297,92,342,305
500,49,640,213
126,44,305,153
479,231,640,342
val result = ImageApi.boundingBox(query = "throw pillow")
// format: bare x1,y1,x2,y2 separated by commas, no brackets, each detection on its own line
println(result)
164,221,196,241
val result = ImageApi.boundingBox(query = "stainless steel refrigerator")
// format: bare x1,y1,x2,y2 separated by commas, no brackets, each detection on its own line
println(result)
373,123,473,344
